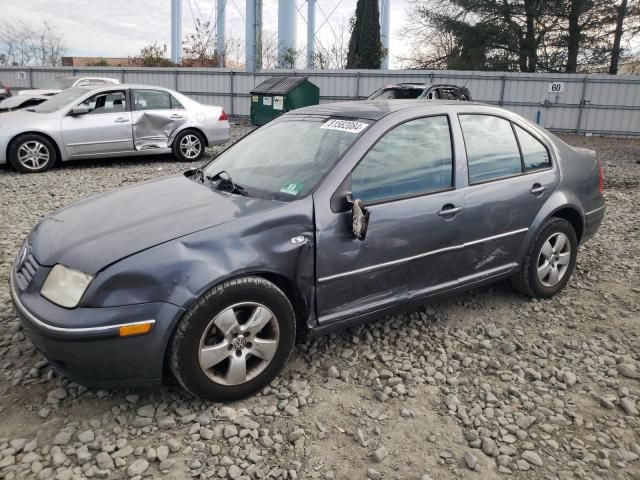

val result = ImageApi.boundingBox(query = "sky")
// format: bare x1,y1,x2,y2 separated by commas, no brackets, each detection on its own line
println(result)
1,0,410,68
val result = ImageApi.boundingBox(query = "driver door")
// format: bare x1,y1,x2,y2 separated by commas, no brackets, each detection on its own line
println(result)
314,115,465,325
61,89,134,157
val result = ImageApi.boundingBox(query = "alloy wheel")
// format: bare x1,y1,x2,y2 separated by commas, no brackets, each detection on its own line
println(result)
198,302,280,386
17,141,50,170
180,134,202,159
537,232,571,287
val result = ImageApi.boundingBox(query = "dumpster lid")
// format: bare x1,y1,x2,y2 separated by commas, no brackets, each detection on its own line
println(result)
251,76,309,94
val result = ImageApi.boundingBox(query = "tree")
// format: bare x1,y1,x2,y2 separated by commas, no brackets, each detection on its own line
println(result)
130,42,175,67
182,18,218,67
346,0,384,69
0,20,64,66
312,19,351,69
87,58,110,67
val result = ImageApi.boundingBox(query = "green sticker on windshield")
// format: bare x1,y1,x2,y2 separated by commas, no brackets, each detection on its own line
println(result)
280,181,303,195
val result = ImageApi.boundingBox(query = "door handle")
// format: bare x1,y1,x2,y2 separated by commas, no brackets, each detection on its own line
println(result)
170,114,184,119
530,183,546,195
438,205,462,217
114,117,129,123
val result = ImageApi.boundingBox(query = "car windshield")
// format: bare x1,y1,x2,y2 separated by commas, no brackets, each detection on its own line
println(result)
30,88,89,113
369,87,423,100
43,77,78,90
203,118,369,201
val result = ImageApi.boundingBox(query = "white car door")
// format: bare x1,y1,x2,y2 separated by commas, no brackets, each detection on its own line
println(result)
61,89,134,157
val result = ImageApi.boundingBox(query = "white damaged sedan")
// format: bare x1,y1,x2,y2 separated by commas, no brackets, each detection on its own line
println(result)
0,85,230,173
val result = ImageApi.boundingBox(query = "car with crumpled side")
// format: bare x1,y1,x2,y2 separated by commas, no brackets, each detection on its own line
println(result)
0,84,230,172
10,100,604,401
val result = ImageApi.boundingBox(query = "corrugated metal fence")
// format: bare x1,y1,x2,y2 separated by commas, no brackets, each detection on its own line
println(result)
1,66,639,136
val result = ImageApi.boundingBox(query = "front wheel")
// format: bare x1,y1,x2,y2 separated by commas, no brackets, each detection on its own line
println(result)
172,130,206,162
511,217,578,298
170,277,296,401
8,134,57,173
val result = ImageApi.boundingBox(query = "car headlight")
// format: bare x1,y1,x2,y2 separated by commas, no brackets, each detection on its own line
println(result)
41,264,93,308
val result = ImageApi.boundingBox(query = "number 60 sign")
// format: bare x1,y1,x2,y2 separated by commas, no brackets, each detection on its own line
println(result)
548,82,565,94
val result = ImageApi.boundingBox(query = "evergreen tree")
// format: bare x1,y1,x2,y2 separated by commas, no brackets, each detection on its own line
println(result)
346,0,384,69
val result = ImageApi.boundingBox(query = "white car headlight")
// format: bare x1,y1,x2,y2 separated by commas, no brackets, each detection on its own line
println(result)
41,264,93,308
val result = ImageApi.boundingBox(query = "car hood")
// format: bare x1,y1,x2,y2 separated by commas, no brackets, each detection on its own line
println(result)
31,175,282,274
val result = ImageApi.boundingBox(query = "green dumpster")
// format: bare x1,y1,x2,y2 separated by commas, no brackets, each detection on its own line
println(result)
250,76,320,126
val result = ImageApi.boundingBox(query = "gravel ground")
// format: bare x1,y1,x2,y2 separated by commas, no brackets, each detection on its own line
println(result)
0,124,638,480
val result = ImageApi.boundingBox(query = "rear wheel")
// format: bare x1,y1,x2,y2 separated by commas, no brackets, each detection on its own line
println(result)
8,134,57,173
173,130,206,162
170,277,296,401
511,217,578,298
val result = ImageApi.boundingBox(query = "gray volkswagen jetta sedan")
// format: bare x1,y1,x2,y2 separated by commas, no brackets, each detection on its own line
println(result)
11,101,605,401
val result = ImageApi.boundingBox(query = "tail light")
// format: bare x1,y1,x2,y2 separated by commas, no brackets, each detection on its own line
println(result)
598,159,603,193
219,110,228,121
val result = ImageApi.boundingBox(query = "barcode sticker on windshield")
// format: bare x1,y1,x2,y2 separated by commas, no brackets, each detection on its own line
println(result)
320,119,368,134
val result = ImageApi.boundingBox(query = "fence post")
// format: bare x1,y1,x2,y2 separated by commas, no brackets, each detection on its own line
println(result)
229,71,235,116
499,75,506,106
355,72,361,100
27,67,33,88
576,76,588,135
120,69,125,83
174,70,179,91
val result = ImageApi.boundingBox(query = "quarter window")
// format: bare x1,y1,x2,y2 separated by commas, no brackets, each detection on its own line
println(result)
133,90,172,110
352,116,453,203
460,115,522,184
514,125,551,171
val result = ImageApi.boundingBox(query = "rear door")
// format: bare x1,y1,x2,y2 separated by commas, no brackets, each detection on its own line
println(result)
61,89,133,157
456,114,559,277
131,89,188,150
314,114,466,324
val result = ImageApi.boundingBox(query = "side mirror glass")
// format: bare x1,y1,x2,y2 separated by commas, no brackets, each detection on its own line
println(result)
70,106,90,116
351,196,370,241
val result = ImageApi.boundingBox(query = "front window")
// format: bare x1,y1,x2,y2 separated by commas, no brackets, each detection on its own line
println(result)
77,90,127,114
30,88,88,113
352,116,453,203
203,118,368,201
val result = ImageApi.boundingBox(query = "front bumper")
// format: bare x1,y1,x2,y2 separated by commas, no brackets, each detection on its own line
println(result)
10,265,185,389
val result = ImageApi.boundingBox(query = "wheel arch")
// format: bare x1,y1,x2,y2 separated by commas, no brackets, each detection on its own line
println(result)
7,131,63,165
172,126,209,147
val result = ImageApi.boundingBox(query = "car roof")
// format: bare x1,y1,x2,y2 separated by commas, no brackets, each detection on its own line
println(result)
291,100,488,121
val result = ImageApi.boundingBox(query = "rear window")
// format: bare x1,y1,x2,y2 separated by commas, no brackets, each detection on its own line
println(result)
514,125,551,171
460,115,522,184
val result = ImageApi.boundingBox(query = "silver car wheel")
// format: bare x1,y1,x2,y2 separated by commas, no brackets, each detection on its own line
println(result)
180,134,202,159
17,141,50,170
198,302,280,386
537,232,571,287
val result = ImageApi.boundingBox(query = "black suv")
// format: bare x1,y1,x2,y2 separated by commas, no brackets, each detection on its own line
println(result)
367,83,471,101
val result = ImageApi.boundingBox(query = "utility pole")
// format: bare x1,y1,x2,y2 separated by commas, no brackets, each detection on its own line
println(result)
307,0,316,69
245,0,257,72
216,0,226,67
380,0,390,69
256,0,263,70
278,0,297,68
171,0,183,64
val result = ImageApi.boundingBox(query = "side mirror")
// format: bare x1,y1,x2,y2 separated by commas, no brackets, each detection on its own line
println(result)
349,195,370,241
70,106,90,116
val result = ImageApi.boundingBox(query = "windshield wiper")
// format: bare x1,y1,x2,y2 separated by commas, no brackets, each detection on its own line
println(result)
207,170,249,196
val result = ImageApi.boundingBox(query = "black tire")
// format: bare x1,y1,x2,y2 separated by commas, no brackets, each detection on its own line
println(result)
8,134,57,173
511,217,578,298
170,276,296,401
172,129,206,162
